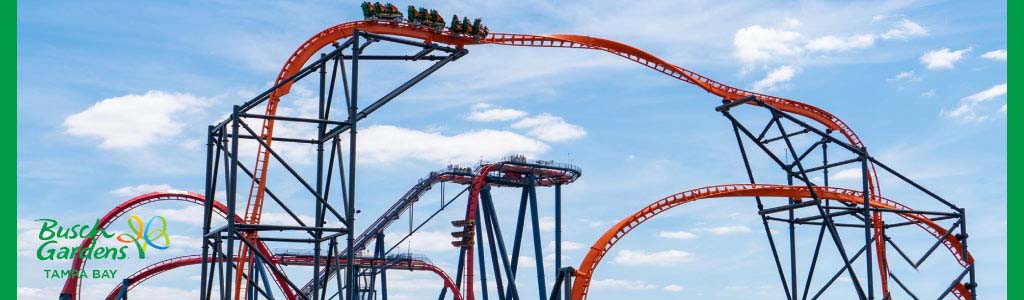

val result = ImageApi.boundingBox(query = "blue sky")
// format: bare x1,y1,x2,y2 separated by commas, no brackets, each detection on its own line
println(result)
17,1,1006,299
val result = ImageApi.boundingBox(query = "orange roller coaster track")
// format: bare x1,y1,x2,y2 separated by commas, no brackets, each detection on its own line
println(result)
236,20,890,300
572,184,972,300
190,12,975,300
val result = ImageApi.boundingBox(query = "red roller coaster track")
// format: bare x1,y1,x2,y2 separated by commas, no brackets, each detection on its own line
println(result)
236,20,896,300
66,191,459,300
69,17,969,300
58,191,295,300
105,255,462,300
571,184,972,300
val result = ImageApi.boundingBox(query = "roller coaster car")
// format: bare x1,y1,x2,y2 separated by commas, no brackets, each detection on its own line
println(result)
470,18,482,35
450,230,474,238
451,219,474,227
450,14,463,33
361,2,403,22
361,2,374,18
451,239,474,248
406,5,418,23
429,9,446,31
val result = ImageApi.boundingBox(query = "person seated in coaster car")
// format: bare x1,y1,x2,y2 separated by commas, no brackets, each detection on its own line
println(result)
361,2,379,20
450,14,462,33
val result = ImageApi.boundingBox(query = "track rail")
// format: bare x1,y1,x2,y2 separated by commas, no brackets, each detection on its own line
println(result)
572,184,972,300
107,255,461,300
58,191,295,300
231,19,920,299
297,169,474,297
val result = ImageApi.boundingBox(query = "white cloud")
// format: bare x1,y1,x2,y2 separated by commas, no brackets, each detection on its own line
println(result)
580,218,610,228
658,230,698,240
921,47,972,70
752,66,797,92
153,205,206,226
943,83,1008,122
613,249,693,266
548,240,584,251
888,70,922,82
589,278,658,290
733,25,803,64
735,18,925,65
511,113,587,142
880,19,928,40
260,211,315,227
806,34,876,52
64,91,206,149
110,184,174,197
538,216,556,232
697,225,752,235
355,125,549,164
832,168,863,181
467,103,528,122
981,49,1007,61
663,284,685,292
165,234,203,253
18,287,47,300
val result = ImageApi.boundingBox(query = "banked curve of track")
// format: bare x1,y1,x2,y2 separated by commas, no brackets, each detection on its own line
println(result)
571,184,973,300
244,20,901,299
58,191,297,300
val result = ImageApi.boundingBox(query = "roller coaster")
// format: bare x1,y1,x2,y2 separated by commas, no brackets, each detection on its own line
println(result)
61,3,977,300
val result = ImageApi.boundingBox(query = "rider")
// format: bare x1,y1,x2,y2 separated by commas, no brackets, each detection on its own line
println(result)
450,14,461,33
360,2,373,19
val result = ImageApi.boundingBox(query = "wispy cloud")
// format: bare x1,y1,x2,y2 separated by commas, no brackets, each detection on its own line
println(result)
831,168,863,182
658,230,698,240
548,240,584,251
806,34,876,52
921,47,972,70
511,113,587,142
589,278,659,290
888,70,922,83
734,17,927,66
981,49,1007,61
352,125,549,164
734,25,803,65
613,249,693,266
697,225,752,235
943,83,1008,122
467,103,528,122
880,19,928,40
64,91,207,149
110,183,175,197
752,66,797,92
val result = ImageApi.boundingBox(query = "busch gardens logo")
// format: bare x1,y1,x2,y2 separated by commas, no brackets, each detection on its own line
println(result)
35,216,171,279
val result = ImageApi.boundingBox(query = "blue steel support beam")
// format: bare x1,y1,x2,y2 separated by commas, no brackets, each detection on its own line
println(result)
118,278,130,300
481,189,507,300
508,188,529,278
526,175,548,300
477,204,491,300
377,233,388,300
554,184,562,292
481,186,521,300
